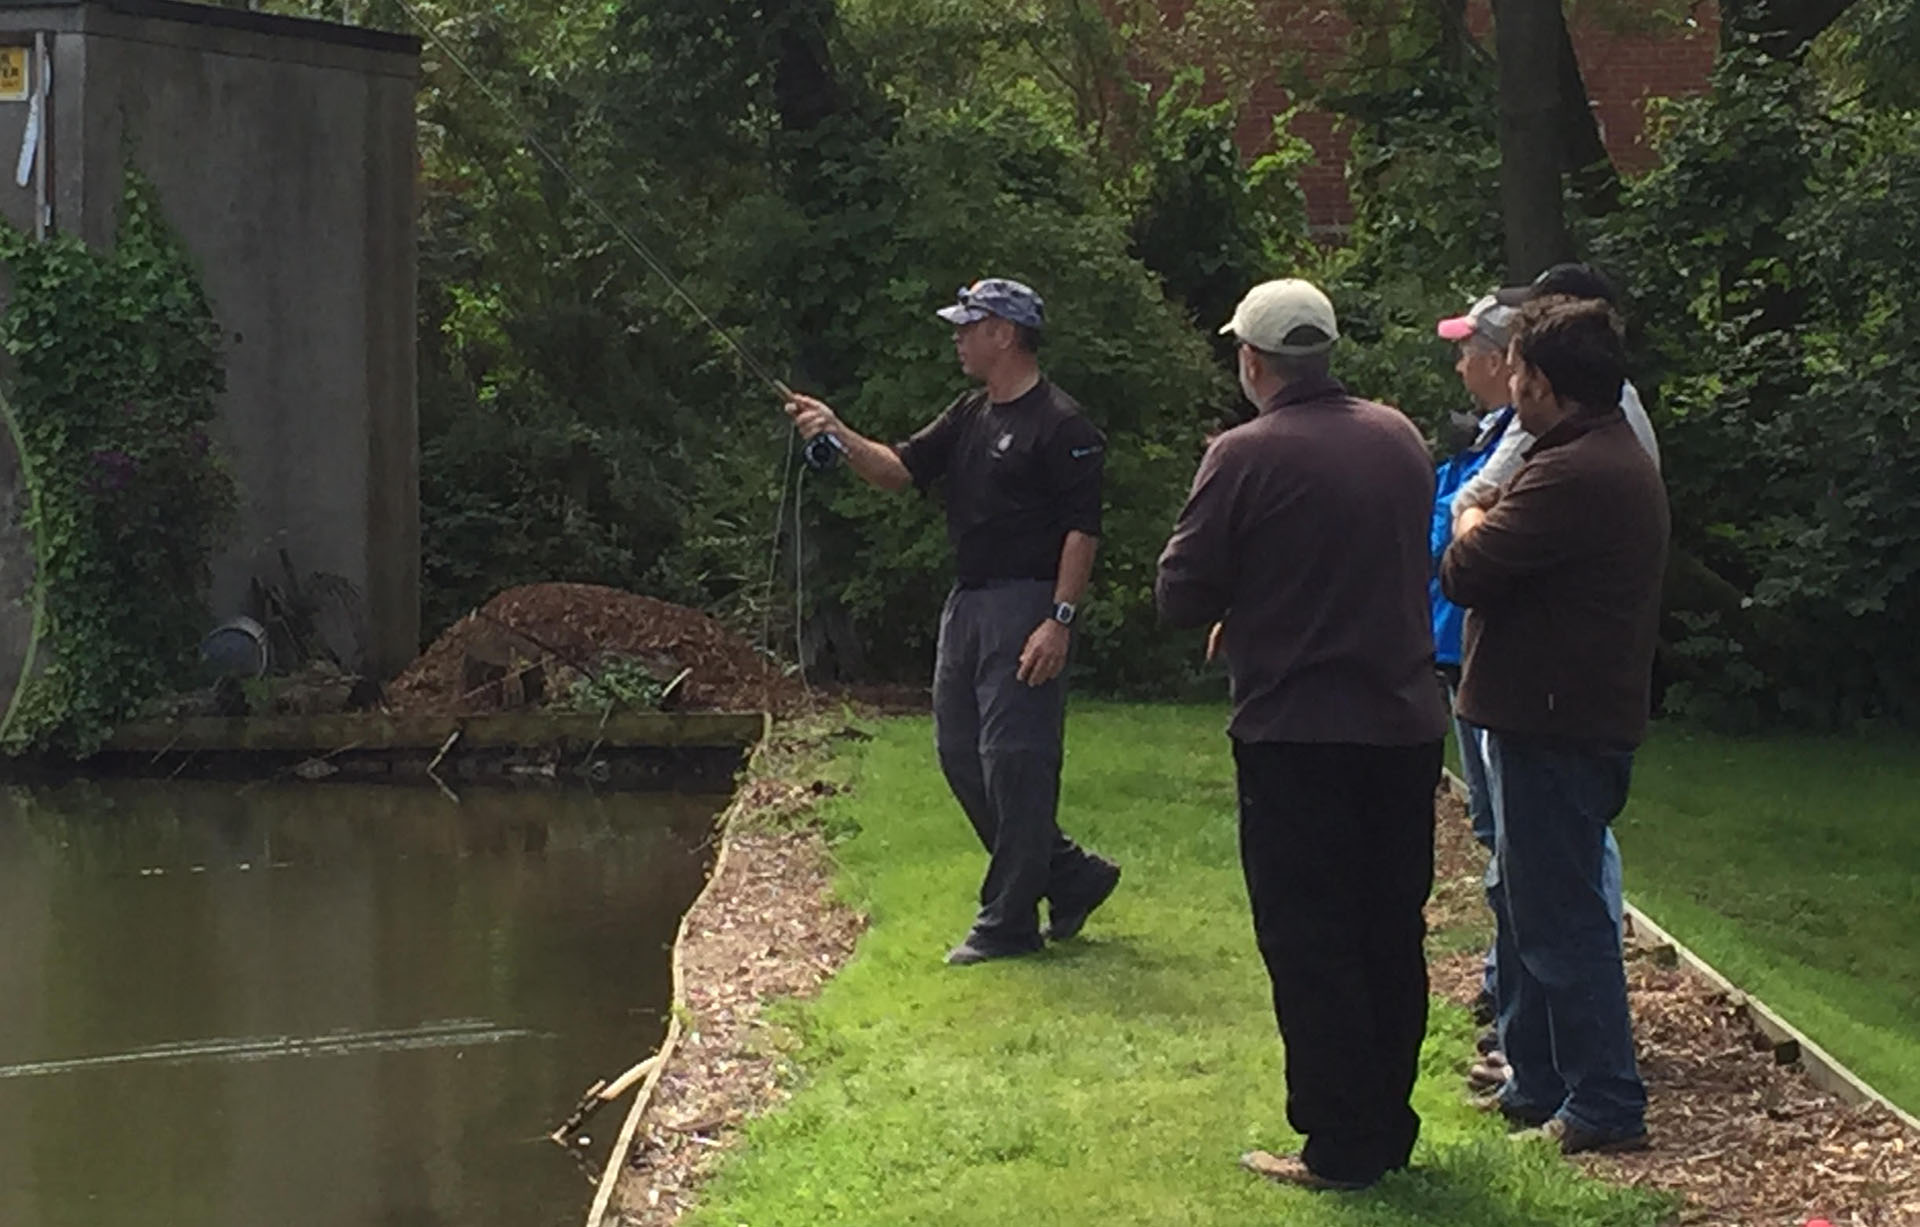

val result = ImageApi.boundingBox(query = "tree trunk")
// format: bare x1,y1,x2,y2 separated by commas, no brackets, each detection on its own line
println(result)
1555,18,1620,211
1721,0,1864,60
1494,0,1576,281
1430,0,1482,72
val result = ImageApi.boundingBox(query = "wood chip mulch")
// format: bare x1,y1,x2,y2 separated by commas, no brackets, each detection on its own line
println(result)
1429,788,1920,1227
608,774,867,1226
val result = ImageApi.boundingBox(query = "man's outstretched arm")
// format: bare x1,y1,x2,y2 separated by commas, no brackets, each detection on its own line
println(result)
785,393,914,492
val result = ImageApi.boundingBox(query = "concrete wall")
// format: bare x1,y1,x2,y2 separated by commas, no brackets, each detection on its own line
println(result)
0,0,419,687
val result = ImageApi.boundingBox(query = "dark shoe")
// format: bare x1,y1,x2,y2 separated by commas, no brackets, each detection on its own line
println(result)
1239,1150,1374,1192
944,937,1041,966
1514,1116,1650,1155
1470,1089,1555,1130
1045,857,1121,941
1472,989,1497,1027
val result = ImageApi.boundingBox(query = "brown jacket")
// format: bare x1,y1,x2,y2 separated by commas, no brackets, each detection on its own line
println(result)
1440,411,1669,747
1156,375,1447,747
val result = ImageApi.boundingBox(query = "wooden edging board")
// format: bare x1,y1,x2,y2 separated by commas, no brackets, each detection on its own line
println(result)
584,715,771,1227
1442,767,1920,1133
105,711,767,753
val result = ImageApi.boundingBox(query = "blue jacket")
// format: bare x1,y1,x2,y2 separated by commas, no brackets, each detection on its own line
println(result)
1430,406,1514,666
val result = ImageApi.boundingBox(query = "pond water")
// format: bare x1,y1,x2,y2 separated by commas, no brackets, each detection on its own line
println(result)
0,780,726,1227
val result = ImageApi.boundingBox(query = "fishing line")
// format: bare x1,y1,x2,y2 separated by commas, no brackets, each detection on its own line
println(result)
388,0,847,470
760,426,799,654
391,0,849,675
794,467,812,691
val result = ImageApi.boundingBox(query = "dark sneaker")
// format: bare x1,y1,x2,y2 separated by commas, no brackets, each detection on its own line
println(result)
1239,1150,1374,1192
944,938,1041,966
1515,1116,1650,1155
1045,858,1122,941
1473,989,1497,1027
1470,1090,1555,1130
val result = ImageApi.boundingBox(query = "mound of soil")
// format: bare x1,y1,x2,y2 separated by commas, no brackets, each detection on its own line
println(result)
385,584,805,716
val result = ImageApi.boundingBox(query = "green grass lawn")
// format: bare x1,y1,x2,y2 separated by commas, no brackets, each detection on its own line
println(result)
687,703,1669,1227
1618,722,1920,1114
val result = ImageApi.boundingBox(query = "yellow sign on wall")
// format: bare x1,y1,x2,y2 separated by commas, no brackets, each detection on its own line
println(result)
0,47,27,102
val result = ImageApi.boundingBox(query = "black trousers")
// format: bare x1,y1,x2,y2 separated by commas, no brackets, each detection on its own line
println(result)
1233,738,1442,1184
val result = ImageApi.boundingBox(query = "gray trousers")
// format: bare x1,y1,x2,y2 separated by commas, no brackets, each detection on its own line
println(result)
933,580,1098,949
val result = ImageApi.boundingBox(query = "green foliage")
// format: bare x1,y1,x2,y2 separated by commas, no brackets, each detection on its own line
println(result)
1126,80,1315,380
1592,49,1920,726
0,175,235,753
364,0,1920,725
1313,62,1504,441
398,0,781,634
381,0,1275,693
560,655,669,713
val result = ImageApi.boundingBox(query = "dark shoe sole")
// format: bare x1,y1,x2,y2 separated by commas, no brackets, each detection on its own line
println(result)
1559,1136,1651,1159
1560,1127,1650,1156
944,941,1041,966
1045,861,1121,942
1511,1117,1651,1154
1470,1091,1555,1130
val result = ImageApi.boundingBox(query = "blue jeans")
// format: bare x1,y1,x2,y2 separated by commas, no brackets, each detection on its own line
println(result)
1455,709,1624,1005
1484,730,1646,1136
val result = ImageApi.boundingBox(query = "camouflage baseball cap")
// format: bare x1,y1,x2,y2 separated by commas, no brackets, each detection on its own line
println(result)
936,278,1046,329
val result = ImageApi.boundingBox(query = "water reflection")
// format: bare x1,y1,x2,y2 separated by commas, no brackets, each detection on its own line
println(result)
0,781,723,1227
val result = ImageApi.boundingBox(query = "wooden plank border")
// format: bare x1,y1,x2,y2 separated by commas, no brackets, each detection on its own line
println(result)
106,711,767,753
585,712,771,1227
1442,767,1920,1132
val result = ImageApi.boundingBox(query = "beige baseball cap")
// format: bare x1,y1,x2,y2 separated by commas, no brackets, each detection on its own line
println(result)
1220,279,1339,355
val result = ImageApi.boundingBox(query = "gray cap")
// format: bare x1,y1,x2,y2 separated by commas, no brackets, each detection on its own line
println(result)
1437,293,1518,349
936,278,1046,329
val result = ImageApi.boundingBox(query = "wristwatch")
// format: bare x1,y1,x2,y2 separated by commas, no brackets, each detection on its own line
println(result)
1050,601,1076,627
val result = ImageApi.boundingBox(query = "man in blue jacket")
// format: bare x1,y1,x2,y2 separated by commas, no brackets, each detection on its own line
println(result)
1430,293,1518,1036
1433,293,1519,691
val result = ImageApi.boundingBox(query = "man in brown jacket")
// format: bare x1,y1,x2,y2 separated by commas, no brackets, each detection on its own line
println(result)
1441,296,1669,1155
1157,279,1447,1191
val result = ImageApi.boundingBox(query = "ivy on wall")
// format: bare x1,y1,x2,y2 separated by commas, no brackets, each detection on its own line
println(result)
0,173,236,754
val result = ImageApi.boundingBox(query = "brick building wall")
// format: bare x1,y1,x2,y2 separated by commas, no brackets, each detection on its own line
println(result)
1219,1,1721,227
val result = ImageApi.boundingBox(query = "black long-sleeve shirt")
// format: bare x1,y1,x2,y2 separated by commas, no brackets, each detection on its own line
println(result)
1156,375,1447,746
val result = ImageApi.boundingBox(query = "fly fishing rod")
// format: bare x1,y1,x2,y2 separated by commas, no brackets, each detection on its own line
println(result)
388,0,847,470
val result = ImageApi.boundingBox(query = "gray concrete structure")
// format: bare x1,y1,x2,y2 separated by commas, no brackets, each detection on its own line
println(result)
0,0,419,702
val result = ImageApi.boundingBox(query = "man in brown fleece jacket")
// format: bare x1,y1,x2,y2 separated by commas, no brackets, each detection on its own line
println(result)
1441,296,1669,1155
1157,278,1447,1192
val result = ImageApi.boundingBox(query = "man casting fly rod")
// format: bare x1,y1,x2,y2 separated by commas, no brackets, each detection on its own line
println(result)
785,278,1122,966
